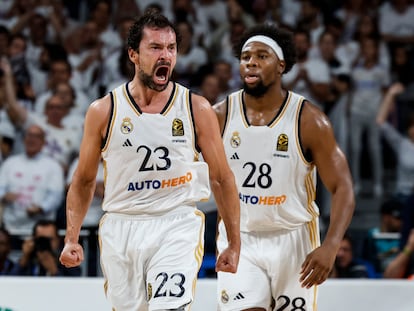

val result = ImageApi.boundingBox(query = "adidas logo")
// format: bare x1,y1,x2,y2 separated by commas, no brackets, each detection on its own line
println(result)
234,293,245,300
230,153,239,160
122,139,132,147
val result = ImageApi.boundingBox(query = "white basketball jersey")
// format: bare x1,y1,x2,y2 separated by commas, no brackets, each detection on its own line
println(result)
223,90,319,232
101,82,210,215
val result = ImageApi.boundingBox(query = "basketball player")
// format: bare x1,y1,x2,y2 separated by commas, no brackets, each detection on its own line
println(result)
214,24,355,310
59,12,240,311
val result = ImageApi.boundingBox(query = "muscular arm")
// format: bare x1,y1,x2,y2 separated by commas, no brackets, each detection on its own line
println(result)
64,96,110,244
192,94,240,271
60,95,110,267
300,102,355,287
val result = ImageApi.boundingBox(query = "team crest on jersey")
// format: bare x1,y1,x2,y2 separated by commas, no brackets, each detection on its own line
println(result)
121,117,133,134
230,131,241,148
221,290,229,304
172,118,184,136
276,133,288,151
147,283,152,301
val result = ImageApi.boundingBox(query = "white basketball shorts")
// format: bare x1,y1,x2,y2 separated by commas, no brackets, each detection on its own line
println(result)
217,220,320,311
99,209,205,311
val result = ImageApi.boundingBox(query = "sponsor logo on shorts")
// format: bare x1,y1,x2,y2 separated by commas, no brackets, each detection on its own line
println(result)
221,290,229,304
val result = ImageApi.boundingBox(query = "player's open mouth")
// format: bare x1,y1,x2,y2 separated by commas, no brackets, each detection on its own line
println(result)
244,74,259,84
154,66,169,83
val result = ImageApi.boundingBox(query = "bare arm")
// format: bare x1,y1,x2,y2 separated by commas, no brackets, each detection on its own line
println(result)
60,94,111,267
376,82,405,125
0,59,27,126
383,229,414,278
300,102,355,287
64,96,110,243
193,94,240,272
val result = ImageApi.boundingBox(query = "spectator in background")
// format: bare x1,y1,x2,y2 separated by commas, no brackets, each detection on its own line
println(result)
206,1,254,72
376,82,414,202
212,59,240,102
282,28,331,110
8,33,34,104
333,0,365,43
315,30,352,220
0,122,15,164
68,20,104,101
101,16,135,92
33,58,89,116
350,35,390,197
379,0,414,46
104,48,135,94
6,83,82,172
383,229,414,279
174,20,208,87
365,199,403,275
297,0,325,46
0,26,10,57
11,219,81,276
0,226,15,275
52,81,85,130
330,234,375,278
0,124,64,236
389,43,414,85
196,73,220,105
317,30,351,155
27,42,66,99
112,0,140,26
337,14,390,70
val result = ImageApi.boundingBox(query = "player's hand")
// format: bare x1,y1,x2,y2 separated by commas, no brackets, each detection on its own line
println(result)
300,245,336,288
59,242,84,268
215,246,240,273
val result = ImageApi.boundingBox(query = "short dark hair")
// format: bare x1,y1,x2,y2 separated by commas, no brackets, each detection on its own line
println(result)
233,23,296,74
380,199,403,219
127,11,180,52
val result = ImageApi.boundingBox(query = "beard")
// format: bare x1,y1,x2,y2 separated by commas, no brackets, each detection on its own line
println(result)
243,80,271,98
138,68,169,92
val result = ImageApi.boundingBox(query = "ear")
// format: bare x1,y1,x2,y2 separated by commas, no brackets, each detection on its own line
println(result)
128,47,138,64
278,60,286,75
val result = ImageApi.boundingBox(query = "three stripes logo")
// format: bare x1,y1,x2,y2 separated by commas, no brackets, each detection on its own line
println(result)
230,153,239,160
234,292,245,300
122,139,132,147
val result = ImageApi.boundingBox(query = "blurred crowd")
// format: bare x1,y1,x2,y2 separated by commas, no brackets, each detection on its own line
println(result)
0,0,414,278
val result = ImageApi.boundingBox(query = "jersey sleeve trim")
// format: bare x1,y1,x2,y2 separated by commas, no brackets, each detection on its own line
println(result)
221,95,231,137
101,91,115,151
296,98,313,165
188,90,201,154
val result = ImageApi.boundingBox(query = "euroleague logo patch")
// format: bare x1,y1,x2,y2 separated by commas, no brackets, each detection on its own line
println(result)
172,118,184,136
276,133,288,151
